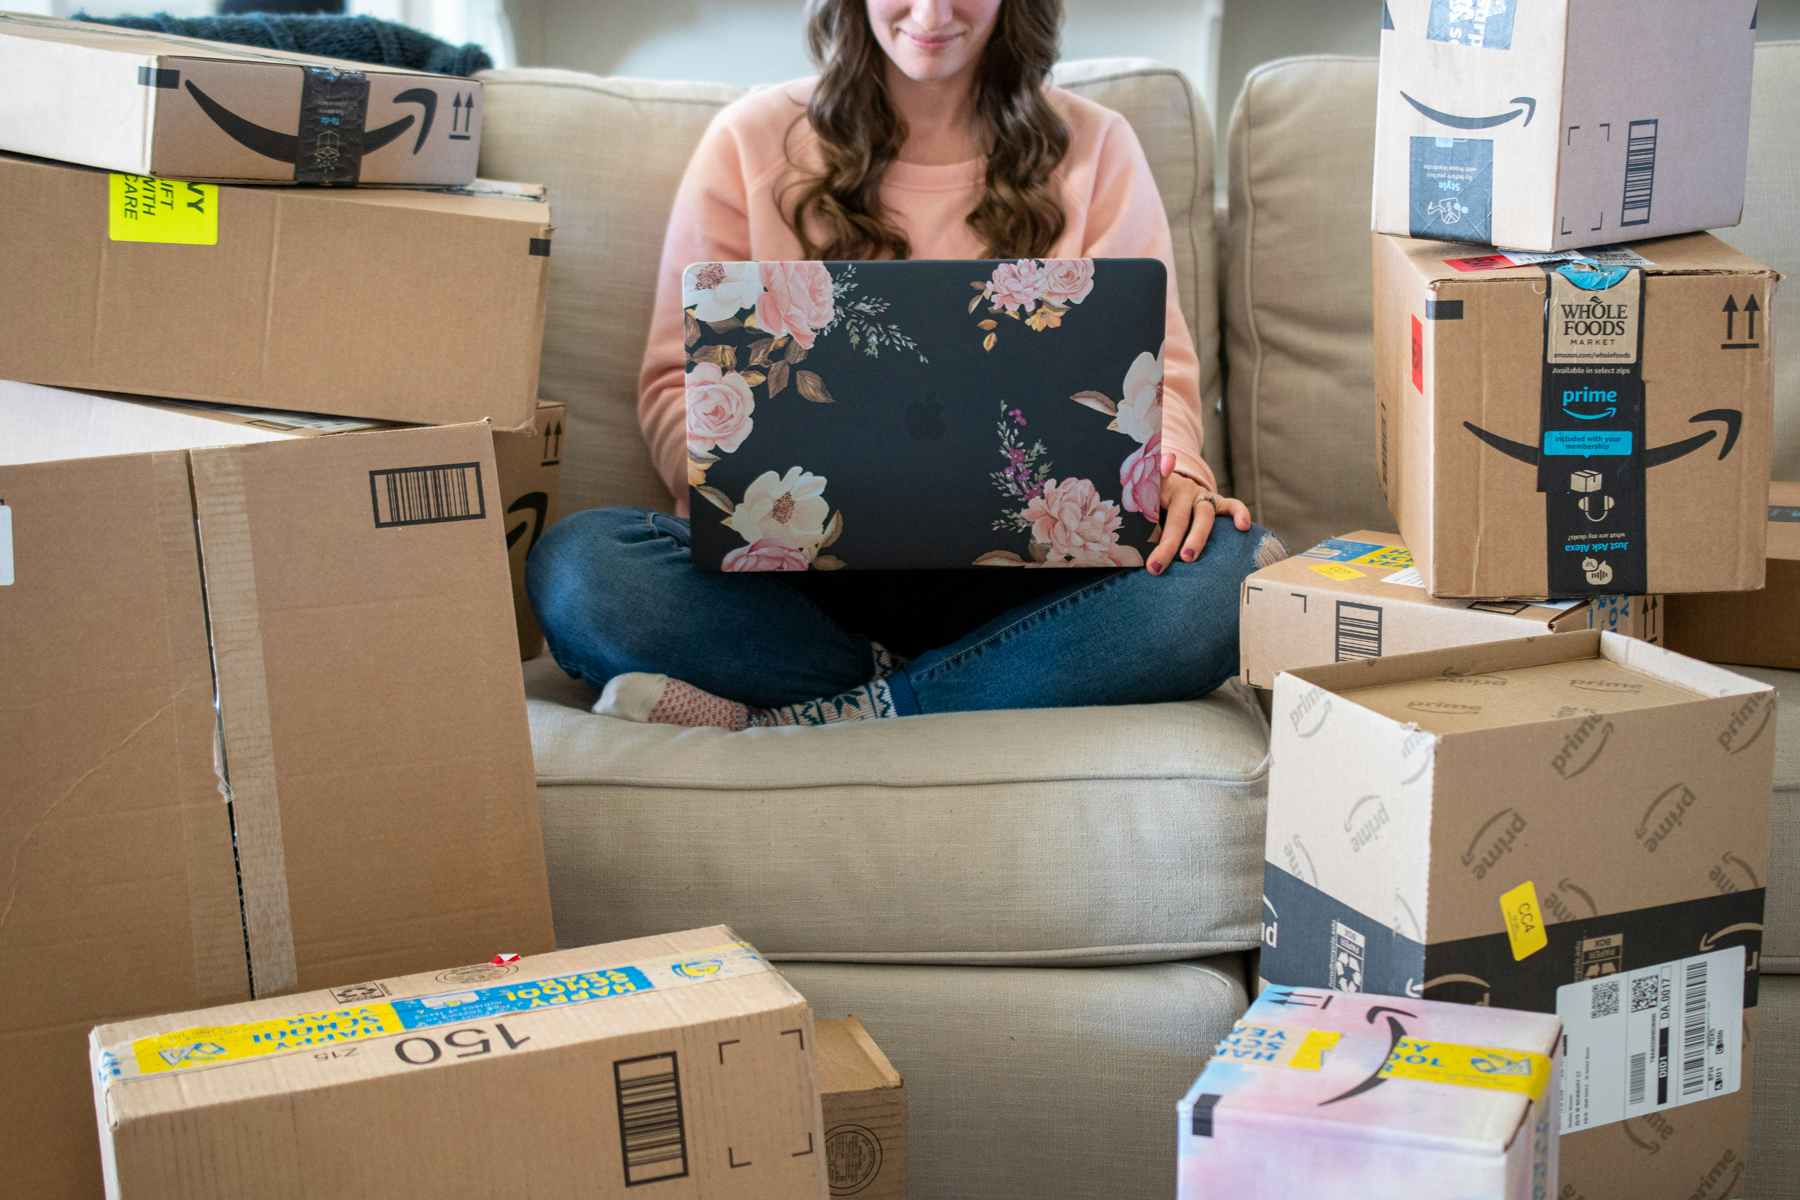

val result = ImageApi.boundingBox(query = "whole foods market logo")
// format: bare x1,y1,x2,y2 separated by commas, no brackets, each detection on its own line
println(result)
1718,694,1772,755
1462,808,1526,880
1548,272,1641,362
1291,687,1331,738
1344,794,1391,852
1550,712,1611,779
1636,783,1696,853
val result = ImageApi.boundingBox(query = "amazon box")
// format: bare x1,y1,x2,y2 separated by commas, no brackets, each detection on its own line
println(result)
0,151,548,427
0,11,479,185
817,1017,907,1200
1374,231,1776,599
1179,990,1561,1200
1240,530,1658,688
1662,482,1800,670
495,402,566,659
2,418,554,1200
1260,631,1773,1199
90,929,828,1200
1373,0,1756,251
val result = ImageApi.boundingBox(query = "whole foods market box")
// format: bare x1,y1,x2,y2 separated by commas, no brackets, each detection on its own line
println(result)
1372,0,1756,251
1261,631,1773,1199
1240,530,1656,688
1179,990,1561,1200
1663,482,1800,670
0,152,548,427
0,11,480,184
91,929,827,1199
1374,232,1776,598
1,416,554,1199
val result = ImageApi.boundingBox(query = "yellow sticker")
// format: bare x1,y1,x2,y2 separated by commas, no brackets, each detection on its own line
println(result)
1351,545,1414,570
1308,562,1366,581
1212,1022,1341,1070
1500,880,1548,961
1383,1037,1552,1101
108,173,218,245
1288,1029,1342,1071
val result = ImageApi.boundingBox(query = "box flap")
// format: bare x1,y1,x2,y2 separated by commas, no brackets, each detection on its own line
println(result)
816,1017,902,1096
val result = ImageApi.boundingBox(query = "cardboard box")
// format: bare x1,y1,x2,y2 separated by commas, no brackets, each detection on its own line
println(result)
0,151,549,427
1372,0,1756,251
1241,530,1658,688
1662,482,1800,670
495,402,565,659
90,929,828,1199
1260,630,1773,1199
1374,232,1776,599
2,417,554,1199
0,11,480,185
817,1017,906,1200
1179,990,1561,1199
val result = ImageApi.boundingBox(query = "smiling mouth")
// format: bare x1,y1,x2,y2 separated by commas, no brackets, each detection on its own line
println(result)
902,29,963,50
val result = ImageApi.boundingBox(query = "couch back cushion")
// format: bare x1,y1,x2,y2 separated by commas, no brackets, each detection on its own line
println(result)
477,59,1221,517
1226,45,1800,555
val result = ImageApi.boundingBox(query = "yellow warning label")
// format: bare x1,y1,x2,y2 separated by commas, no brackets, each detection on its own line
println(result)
1308,562,1366,582
126,1005,407,1076
1350,545,1414,570
1384,1037,1552,1101
1500,880,1548,961
108,173,218,245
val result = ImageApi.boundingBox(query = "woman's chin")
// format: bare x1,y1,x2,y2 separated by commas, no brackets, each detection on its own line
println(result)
892,52,975,84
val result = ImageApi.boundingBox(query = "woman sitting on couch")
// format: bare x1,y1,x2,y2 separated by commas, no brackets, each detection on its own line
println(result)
529,0,1281,726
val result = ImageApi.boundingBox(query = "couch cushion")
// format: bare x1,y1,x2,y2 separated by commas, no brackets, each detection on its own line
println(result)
525,656,1269,963
1741,666,1800,974
1751,974,1800,1200
781,957,1246,1200
477,58,1224,519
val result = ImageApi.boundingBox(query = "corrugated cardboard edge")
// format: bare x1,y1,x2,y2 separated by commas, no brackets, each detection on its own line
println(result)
840,1015,902,1090
187,446,298,997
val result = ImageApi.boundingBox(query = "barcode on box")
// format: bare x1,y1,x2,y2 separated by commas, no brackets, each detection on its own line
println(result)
1681,959,1708,1098
1334,601,1383,661
1629,1051,1648,1105
368,462,486,529
1620,119,1659,227
615,1051,689,1187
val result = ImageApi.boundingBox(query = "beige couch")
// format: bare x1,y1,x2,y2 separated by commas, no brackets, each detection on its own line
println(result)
477,49,1800,1199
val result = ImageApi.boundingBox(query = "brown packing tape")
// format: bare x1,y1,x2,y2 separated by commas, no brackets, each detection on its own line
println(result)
189,449,298,997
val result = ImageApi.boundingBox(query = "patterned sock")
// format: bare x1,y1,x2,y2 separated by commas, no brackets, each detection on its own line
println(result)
594,643,906,729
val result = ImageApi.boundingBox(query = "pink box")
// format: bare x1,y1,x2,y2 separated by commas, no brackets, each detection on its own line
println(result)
1179,988,1562,1199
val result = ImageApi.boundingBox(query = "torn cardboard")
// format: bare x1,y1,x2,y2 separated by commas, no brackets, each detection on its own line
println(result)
2,417,554,1199
1261,630,1774,1200
0,152,549,427
90,929,828,1200
1373,232,1776,598
1373,0,1757,251
1662,482,1800,670
1240,529,1658,688
817,1017,906,1200
0,11,480,185
495,402,565,659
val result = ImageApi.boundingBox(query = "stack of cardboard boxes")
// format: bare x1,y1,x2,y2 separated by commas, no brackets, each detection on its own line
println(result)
1213,4,1784,1198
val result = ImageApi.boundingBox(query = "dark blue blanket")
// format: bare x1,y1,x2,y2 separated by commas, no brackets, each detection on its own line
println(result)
74,11,491,77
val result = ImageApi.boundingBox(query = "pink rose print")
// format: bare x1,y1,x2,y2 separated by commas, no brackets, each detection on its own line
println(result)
721,539,812,572
988,259,1048,313
1120,432,1162,518
756,261,836,350
685,361,756,456
1021,477,1128,562
1040,258,1096,306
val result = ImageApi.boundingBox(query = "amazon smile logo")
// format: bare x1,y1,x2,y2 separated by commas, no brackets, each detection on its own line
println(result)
1422,973,1492,1005
1711,851,1761,895
1344,795,1392,852
1406,699,1483,716
1290,687,1331,738
1402,91,1537,130
1318,1004,1416,1107
1637,783,1697,852
1463,807,1526,880
1550,712,1611,779
1465,409,1743,471
1718,694,1772,755
183,80,441,166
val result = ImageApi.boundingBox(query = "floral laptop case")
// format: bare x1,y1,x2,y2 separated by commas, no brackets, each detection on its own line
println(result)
683,257,1167,571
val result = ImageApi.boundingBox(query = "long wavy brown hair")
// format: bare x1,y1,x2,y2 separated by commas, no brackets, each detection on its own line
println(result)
782,0,1070,261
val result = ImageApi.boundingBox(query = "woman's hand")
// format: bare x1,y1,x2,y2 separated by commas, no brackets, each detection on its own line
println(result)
1145,452,1252,575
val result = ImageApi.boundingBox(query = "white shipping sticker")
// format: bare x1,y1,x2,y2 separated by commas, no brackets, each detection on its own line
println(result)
0,502,12,586
1499,246,1656,269
1555,946,1744,1133
1383,566,1426,588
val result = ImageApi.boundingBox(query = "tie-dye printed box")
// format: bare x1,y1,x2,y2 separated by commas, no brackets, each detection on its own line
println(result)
1178,988,1561,1200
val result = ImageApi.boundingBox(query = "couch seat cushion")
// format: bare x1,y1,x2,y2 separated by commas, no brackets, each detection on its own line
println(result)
525,656,1270,963
1740,666,1800,973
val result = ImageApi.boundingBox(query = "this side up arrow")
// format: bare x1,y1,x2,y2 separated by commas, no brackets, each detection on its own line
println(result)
1745,294,1760,341
1723,295,1739,341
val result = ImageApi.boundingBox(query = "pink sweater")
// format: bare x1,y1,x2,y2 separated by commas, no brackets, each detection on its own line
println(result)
639,78,1214,515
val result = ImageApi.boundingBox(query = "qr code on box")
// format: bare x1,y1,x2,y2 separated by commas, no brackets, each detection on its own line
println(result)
1631,976,1660,1013
1591,979,1620,1019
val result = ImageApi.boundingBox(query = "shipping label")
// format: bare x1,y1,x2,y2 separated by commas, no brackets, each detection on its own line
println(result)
1427,0,1517,49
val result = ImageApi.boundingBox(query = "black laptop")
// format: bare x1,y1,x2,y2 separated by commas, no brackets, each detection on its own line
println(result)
682,257,1167,571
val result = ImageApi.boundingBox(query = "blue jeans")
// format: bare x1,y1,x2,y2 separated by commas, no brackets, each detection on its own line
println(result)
528,507,1275,716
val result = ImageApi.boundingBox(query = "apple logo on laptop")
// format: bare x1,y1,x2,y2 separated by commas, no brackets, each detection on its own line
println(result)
906,393,946,441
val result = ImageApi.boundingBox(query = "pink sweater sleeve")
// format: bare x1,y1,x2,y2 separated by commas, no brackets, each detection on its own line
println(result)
638,115,754,515
1081,114,1217,492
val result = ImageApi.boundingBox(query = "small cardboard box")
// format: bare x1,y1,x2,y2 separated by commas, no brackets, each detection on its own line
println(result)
1179,990,1561,1199
495,402,566,660
1241,530,1657,688
817,1017,906,1200
1662,482,1800,670
2,415,554,1199
0,151,549,427
90,929,828,1200
1260,630,1773,1200
1374,232,1776,598
1372,0,1756,251
0,11,480,185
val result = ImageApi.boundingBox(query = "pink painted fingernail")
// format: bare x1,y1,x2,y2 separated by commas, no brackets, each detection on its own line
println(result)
1149,561,1163,575
1183,550,1196,561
